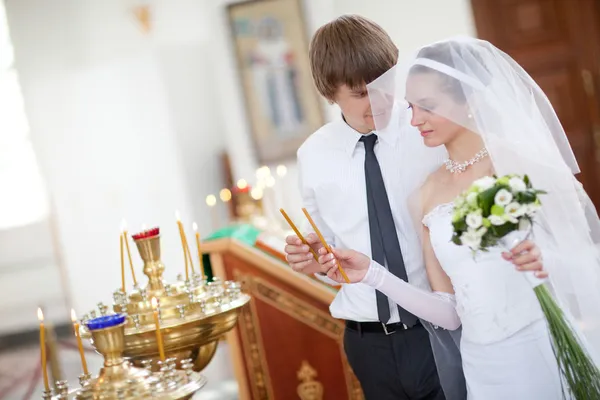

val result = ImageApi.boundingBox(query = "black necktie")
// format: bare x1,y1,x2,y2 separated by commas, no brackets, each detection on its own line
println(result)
361,134,417,327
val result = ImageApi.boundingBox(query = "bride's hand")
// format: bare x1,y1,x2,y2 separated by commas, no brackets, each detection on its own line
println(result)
317,247,371,283
502,240,548,279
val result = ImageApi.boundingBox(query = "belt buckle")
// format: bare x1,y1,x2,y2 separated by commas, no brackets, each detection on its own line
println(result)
382,323,396,335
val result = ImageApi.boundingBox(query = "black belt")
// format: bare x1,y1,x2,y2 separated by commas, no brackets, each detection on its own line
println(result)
345,320,422,335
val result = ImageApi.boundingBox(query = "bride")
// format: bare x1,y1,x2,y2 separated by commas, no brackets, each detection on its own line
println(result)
318,37,600,399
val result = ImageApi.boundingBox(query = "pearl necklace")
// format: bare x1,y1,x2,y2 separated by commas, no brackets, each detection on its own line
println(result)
444,148,489,174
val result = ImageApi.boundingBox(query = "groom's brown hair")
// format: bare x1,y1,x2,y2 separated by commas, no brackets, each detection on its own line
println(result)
309,15,398,101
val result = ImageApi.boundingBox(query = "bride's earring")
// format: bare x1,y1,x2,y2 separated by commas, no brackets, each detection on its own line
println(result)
467,113,473,119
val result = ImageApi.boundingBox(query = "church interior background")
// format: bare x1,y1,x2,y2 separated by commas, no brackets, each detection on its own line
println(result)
0,0,598,399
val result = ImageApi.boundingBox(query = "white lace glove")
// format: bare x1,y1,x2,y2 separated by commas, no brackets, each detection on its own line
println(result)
362,260,462,330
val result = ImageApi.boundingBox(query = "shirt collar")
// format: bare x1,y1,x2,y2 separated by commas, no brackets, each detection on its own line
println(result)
338,113,399,156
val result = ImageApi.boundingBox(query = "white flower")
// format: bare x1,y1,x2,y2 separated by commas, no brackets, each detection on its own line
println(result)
466,212,483,229
508,177,527,192
473,176,496,191
466,192,478,206
505,202,525,218
489,215,506,226
460,229,482,250
494,189,513,206
454,196,465,208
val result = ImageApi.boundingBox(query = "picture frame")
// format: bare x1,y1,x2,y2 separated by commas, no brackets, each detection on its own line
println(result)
227,0,325,164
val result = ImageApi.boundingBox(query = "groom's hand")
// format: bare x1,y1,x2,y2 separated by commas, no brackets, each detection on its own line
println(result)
284,233,327,275
502,239,548,279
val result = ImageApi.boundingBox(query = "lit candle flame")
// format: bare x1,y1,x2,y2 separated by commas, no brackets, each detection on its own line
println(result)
237,179,248,189
266,176,276,188
121,219,127,232
175,210,181,221
276,165,287,177
38,306,49,390
255,166,271,179
251,187,264,200
193,222,198,232
71,307,89,374
206,195,217,207
151,297,158,309
219,188,232,202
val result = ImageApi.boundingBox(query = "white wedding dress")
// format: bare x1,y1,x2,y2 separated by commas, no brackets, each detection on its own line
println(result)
363,202,566,399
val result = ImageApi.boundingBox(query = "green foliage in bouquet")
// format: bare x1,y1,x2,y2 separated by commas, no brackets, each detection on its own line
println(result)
451,174,600,399
451,174,545,252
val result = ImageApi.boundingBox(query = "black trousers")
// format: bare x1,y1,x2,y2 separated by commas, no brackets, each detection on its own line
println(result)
344,322,445,400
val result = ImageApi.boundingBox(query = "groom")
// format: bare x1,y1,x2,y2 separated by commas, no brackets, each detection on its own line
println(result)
284,15,466,400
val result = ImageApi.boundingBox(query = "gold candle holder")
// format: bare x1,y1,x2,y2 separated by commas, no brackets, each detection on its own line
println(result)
133,231,164,292
57,314,207,399
82,226,250,377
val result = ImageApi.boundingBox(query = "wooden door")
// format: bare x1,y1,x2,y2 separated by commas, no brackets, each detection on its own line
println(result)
471,0,600,207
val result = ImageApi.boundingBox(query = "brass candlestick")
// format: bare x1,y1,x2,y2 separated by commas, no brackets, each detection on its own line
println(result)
135,233,165,292
51,314,205,399
81,227,250,372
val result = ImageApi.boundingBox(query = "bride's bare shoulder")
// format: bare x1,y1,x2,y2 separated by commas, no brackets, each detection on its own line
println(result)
420,166,446,195
418,166,447,213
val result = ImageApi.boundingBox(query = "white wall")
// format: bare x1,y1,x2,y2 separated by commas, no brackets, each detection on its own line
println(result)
152,0,230,230
211,0,476,227
4,0,225,325
0,219,66,333
333,0,476,56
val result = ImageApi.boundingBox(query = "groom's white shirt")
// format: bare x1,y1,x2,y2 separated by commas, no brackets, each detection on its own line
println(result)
297,117,430,323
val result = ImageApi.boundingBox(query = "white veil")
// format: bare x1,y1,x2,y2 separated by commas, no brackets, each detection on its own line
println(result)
367,36,600,363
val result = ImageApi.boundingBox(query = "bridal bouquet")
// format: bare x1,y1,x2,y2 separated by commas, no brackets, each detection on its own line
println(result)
451,174,600,399
450,174,544,252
